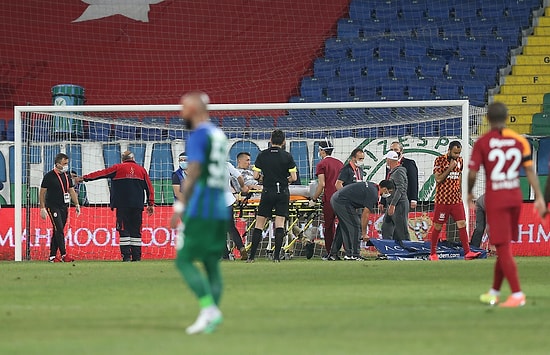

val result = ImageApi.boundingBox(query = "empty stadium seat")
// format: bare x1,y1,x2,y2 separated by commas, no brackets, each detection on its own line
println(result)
0,119,6,141
88,121,112,141
300,77,326,100
337,19,362,39
314,58,339,79
221,116,248,128
141,117,166,141
350,38,379,59
167,117,187,140
324,38,351,59
114,123,137,140
338,58,366,78
6,120,14,141
249,116,275,129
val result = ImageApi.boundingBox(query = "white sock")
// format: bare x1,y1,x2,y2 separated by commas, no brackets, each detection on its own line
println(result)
511,291,524,298
488,289,500,296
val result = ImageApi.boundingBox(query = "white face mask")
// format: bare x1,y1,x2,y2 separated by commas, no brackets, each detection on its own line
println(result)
179,161,188,170
381,192,391,198
57,164,68,173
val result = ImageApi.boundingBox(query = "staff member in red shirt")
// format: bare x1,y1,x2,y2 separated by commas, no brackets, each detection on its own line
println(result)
81,151,154,262
310,138,343,258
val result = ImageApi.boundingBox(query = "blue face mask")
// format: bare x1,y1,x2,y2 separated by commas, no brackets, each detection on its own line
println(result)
179,161,188,170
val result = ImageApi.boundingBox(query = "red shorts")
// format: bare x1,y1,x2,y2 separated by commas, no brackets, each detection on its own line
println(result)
486,205,521,245
433,203,466,224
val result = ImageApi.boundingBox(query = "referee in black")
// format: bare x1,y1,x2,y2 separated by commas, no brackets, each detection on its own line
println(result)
247,129,297,262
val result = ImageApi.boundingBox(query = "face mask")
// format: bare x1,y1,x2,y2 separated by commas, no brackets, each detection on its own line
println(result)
356,161,365,168
179,161,188,170
317,151,322,159
57,164,68,173
381,192,391,198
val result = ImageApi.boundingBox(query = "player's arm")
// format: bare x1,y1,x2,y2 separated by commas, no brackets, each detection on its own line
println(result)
311,173,325,201
434,157,455,184
68,187,81,217
39,187,48,219
407,160,419,206
360,207,371,240
288,166,297,183
82,165,118,182
144,171,155,215
181,162,201,206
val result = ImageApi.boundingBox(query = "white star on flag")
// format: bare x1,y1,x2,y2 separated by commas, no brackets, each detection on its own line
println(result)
73,0,164,23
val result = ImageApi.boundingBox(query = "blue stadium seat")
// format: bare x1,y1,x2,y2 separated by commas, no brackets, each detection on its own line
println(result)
167,117,188,140
417,59,446,79
88,121,112,141
221,116,248,128
435,83,460,99
461,84,487,106
365,61,391,79
338,59,366,78
405,83,434,100
0,119,5,140
314,58,339,79
337,19,362,39
471,64,497,80
371,6,398,22
447,60,473,77
300,77,326,101
450,2,481,21
457,40,483,58
402,42,428,58
440,22,467,39
354,82,379,101
32,118,51,142
249,116,275,129
378,83,406,101
341,108,367,123
349,0,371,21
141,116,165,141
324,38,351,59
426,6,451,21
350,39,379,59
6,120,14,141
114,123,137,140
397,6,427,22
390,64,418,80
326,80,354,101
375,41,402,60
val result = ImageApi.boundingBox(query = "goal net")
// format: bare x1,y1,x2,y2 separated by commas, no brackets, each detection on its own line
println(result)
7,100,483,261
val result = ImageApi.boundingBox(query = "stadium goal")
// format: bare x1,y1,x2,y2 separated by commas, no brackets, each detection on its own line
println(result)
9,100,483,261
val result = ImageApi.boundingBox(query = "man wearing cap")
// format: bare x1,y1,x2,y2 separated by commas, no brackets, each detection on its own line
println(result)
81,150,155,261
310,139,343,258
381,150,409,245
172,152,188,201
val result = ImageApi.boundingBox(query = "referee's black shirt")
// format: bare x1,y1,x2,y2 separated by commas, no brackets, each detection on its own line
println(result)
253,147,297,189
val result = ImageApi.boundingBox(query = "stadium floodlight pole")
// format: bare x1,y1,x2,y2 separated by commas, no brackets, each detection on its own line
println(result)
13,100,471,261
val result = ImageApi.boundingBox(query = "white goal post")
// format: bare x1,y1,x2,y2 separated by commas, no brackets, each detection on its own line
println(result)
12,100,475,261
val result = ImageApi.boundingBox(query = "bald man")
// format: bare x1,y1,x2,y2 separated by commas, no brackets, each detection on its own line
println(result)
170,91,230,334
82,150,154,262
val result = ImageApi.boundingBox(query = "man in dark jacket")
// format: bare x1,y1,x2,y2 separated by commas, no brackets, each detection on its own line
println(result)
81,151,154,261
381,151,409,244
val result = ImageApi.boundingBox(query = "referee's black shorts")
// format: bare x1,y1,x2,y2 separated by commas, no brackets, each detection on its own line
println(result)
116,207,143,237
257,188,290,218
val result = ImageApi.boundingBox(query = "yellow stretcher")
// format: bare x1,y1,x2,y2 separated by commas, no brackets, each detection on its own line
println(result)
231,187,322,260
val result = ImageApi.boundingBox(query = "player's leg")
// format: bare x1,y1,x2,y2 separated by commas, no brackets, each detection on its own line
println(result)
126,208,143,261
429,204,448,257
393,201,410,246
272,192,290,261
116,208,132,262
333,202,355,258
322,201,337,255
452,204,479,258
495,206,525,307
381,211,395,240
176,219,223,334
248,192,273,262
48,208,66,261
470,204,486,248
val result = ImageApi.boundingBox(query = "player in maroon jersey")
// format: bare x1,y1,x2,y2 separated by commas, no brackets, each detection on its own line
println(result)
468,102,546,307
429,141,481,261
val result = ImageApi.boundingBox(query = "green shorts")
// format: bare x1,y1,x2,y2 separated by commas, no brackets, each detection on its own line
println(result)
178,218,228,261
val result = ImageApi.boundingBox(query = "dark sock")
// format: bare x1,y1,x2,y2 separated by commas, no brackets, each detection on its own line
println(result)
273,228,285,260
248,228,263,260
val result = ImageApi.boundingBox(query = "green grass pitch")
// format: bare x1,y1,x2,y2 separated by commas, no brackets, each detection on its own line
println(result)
1,257,549,355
